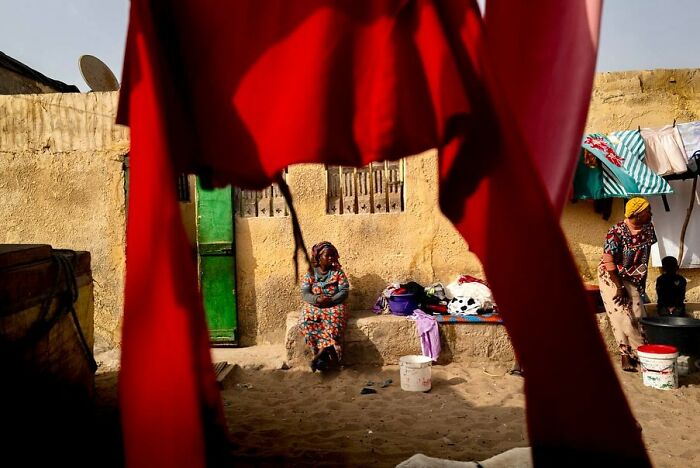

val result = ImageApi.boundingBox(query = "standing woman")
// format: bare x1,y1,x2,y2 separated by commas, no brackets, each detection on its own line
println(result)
300,241,350,372
599,197,656,372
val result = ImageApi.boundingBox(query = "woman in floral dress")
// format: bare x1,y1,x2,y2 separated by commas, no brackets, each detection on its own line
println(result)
300,241,350,372
598,197,656,372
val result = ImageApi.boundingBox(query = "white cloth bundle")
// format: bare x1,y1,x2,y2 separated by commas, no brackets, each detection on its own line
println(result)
396,447,532,468
445,279,495,314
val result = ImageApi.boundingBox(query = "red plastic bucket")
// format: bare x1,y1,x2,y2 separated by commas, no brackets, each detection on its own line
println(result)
637,344,678,390
638,344,678,355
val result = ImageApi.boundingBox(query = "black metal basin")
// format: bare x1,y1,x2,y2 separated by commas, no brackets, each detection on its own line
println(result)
640,316,700,356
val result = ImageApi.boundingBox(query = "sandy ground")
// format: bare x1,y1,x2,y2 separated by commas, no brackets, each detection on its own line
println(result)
93,345,700,467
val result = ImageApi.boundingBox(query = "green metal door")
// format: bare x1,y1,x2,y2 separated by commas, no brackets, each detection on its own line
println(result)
196,178,237,345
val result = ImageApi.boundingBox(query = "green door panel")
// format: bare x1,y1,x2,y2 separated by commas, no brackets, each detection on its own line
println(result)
200,255,237,340
196,178,237,345
196,182,233,244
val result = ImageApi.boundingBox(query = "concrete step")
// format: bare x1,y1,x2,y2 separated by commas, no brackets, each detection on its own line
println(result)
285,310,519,367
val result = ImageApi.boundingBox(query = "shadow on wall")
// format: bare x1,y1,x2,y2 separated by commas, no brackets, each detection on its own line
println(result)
235,222,258,346
563,200,625,285
347,273,387,310
569,240,597,285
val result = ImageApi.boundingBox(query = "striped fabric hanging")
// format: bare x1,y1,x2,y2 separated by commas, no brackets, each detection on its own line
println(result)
602,129,673,197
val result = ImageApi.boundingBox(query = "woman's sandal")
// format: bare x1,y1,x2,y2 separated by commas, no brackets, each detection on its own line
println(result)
311,348,330,373
508,362,524,377
315,358,328,372
621,355,638,372
310,352,323,373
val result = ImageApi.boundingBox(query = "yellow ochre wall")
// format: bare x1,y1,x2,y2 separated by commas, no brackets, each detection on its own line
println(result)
565,68,700,307
1,70,697,347
236,68,700,346
235,153,483,345
0,92,129,346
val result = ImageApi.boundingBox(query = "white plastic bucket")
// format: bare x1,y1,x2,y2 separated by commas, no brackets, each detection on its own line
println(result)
399,355,433,392
637,344,679,390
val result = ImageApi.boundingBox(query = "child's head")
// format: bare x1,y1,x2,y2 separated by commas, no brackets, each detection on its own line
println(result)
661,256,679,275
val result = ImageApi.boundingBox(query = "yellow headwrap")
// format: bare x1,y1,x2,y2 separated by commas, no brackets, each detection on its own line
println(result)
625,197,650,218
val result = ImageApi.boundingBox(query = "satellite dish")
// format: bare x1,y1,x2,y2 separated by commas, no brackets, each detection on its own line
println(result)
79,55,120,92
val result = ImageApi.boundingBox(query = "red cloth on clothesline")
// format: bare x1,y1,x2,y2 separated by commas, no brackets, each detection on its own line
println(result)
117,0,649,466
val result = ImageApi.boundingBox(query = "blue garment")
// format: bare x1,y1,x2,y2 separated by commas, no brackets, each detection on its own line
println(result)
582,133,640,196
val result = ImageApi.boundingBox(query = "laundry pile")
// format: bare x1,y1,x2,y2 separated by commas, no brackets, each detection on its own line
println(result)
373,275,497,318
372,275,501,361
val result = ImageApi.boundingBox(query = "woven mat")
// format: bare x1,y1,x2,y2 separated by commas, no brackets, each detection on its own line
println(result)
434,313,503,324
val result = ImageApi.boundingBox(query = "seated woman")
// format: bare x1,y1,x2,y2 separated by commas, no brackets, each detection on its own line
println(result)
300,241,350,372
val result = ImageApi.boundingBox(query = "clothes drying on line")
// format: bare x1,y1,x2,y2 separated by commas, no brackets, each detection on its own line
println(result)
573,132,671,200
650,179,700,269
677,121,700,173
640,125,689,176
604,130,672,197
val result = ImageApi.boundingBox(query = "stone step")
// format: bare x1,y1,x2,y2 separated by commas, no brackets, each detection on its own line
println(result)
286,310,619,367
285,310,520,367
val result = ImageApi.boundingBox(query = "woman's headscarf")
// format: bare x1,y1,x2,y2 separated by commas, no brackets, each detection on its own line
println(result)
311,241,341,269
624,197,650,218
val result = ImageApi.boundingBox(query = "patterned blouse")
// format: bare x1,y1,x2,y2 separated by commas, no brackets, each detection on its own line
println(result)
301,268,350,306
602,221,657,289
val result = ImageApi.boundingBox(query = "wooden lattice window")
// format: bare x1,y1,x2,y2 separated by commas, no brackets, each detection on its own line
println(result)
326,161,404,214
235,169,289,217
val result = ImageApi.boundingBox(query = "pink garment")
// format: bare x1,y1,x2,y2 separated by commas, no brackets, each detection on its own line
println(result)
413,310,441,361
640,125,689,175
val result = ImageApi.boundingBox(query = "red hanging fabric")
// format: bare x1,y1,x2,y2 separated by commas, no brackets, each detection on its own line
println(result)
483,0,607,216
118,0,650,465
437,1,648,464
118,3,227,467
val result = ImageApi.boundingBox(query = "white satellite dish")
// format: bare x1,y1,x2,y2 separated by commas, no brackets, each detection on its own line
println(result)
78,55,120,92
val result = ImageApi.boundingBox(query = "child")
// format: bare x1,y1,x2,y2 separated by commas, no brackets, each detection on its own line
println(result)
656,256,687,316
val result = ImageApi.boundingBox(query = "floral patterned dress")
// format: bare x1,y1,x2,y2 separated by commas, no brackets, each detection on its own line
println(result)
602,221,657,290
598,221,657,358
300,268,350,359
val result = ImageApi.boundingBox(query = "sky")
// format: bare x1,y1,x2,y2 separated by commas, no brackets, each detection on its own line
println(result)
0,0,698,91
